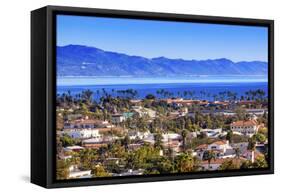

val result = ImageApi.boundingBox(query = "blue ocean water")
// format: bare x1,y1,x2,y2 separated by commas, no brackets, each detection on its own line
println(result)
57,77,268,101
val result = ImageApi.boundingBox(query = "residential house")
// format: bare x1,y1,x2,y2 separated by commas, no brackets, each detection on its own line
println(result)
200,128,222,138
195,144,208,160
64,145,84,152
200,158,225,171
230,120,259,137
63,128,101,139
63,114,83,121
64,119,101,129
200,158,246,171
128,130,150,140
242,150,264,163
82,136,118,149
195,140,234,160
68,165,92,179
207,140,230,152
111,114,125,124
113,169,144,176
132,106,156,118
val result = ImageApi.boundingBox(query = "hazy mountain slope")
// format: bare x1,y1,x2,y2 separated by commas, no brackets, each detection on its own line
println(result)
57,45,268,76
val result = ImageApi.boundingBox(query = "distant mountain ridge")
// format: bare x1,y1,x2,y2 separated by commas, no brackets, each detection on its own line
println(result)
57,45,268,76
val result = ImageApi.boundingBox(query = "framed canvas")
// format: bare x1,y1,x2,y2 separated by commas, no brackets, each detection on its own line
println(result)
31,5,274,188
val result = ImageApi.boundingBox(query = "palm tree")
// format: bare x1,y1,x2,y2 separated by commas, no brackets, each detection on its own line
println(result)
154,132,163,149
213,94,218,101
247,137,256,151
234,147,240,158
181,129,188,151
175,153,198,172
82,89,93,104
122,135,131,152
56,159,70,180
206,150,216,170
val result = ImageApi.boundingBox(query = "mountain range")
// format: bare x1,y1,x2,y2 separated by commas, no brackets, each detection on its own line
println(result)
57,45,268,77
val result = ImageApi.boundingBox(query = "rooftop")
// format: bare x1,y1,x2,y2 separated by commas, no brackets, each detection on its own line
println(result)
231,120,257,127
211,140,228,146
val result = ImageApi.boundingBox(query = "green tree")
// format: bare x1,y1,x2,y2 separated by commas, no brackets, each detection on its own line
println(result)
258,127,268,137
234,147,241,158
60,134,78,147
122,135,131,151
226,131,233,143
240,160,253,169
175,153,198,173
206,150,216,169
181,129,188,152
79,149,97,170
92,165,111,177
206,115,212,128
252,155,268,168
247,137,256,151
145,94,156,100
253,133,267,143
81,89,93,104
154,133,163,149
56,159,70,180
219,159,240,170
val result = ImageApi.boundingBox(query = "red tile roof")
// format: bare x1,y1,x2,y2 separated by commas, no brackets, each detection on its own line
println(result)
211,140,228,145
67,119,102,125
231,120,257,127
200,158,225,165
195,144,208,150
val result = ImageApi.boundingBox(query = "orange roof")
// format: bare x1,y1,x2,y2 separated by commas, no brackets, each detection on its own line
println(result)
211,140,228,145
83,144,107,149
199,101,209,105
130,99,142,103
231,120,257,127
164,98,200,104
239,100,256,105
213,101,229,105
97,127,123,133
200,158,225,165
67,119,102,125
195,144,208,150
201,158,246,165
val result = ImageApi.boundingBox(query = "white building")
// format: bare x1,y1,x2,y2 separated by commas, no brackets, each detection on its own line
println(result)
200,128,222,138
132,106,156,118
128,130,150,140
64,145,84,152
68,165,92,179
64,119,100,129
207,140,231,153
63,128,101,139
111,114,125,124
162,133,181,142
200,158,225,171
230,120,258,137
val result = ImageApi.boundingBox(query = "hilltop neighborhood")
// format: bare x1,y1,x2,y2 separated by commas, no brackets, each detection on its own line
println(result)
56,89,269,179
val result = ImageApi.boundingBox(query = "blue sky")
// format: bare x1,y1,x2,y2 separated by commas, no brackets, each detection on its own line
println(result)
57,15,268,62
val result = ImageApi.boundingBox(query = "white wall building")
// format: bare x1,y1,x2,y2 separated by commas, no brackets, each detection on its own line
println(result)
132,106,156,118
111,114,125,124
128,130,150,140
68,165,92,179
200,159,224,171
64,119,99,129
162,133,181,142
230,120,258,136
200,128,222,138
63,128,101,139
207,140,230,152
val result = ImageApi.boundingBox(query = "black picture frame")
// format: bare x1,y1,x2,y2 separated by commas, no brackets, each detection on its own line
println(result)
31,5,274,188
